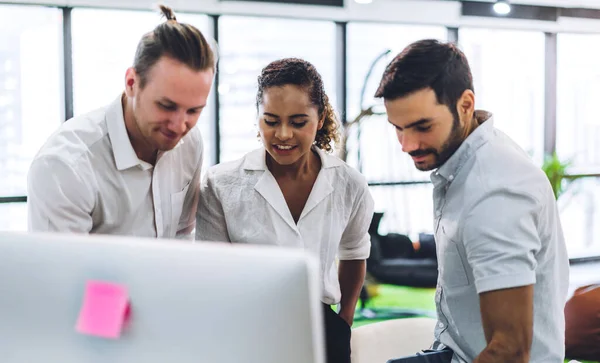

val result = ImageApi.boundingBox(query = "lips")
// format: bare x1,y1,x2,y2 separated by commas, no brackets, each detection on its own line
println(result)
274,144,296,150
410,153,432,163
273,144,297,155
161,130,179,140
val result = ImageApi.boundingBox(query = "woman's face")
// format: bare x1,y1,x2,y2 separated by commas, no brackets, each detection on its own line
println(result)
258,84,323,167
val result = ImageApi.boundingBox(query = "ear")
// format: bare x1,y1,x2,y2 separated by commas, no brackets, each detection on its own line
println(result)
456,89,475,126
124,67,137,98
317,113,325,130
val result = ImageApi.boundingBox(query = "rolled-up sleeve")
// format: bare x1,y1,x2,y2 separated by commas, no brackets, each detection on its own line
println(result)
338,184,374,260
27,156,95,233
463,188,541,294
195,170,231,243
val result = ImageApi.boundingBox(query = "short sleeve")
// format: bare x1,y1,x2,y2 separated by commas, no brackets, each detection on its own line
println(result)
463,188,541,294
338,181,374,260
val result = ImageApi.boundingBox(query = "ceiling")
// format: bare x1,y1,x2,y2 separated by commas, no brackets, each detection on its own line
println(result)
455,0,600,10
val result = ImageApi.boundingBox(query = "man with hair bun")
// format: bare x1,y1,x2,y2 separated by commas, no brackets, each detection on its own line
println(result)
28,4,216,238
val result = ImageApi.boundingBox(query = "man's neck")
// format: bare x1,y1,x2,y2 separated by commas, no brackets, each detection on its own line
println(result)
121,94,157,165
464,110,492,139
462,115,481,141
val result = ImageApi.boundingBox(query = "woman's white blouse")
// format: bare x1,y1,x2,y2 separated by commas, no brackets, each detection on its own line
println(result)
196,147,374,304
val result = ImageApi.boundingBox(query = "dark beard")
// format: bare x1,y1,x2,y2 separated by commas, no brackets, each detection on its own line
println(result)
434,117,464,168
409,116,464,171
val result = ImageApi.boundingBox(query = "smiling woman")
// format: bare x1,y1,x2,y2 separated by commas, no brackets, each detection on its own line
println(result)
256,58,340,168
197,58,374,363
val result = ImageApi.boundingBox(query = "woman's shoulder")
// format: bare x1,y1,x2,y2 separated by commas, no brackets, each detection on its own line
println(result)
320,151,369,191
322,153,367,185
206,148,263,182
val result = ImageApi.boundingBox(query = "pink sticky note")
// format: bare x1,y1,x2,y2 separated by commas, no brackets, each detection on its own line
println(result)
76,281,131,339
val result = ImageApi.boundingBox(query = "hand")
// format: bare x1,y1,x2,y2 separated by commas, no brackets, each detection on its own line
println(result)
338,309,354,327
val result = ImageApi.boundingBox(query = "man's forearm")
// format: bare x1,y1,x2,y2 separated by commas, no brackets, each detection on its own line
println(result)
473,336,530,363
338,260,366,323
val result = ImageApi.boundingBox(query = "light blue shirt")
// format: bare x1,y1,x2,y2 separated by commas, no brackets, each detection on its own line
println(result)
431,111,569,363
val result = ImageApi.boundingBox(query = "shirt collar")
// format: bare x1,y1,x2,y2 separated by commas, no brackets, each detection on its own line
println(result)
433,110,494,185
106,94,145,171
248,145,341,231
242,145,344,171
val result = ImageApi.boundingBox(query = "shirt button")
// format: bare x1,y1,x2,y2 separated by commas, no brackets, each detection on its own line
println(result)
448,175,454,181
438,322,444,328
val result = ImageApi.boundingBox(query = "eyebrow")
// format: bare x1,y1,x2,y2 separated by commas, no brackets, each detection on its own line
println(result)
159,98,205,111
263,112,309,119
388,118,433,131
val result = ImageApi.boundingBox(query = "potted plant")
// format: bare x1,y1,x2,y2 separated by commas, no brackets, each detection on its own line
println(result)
541,152,582,200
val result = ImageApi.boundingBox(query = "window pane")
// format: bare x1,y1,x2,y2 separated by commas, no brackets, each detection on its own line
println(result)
71,9,214,166
369,185,434,237
346,23,447,235
558,178,600,258
459,28,545,164
0,5,63,197
0,202,27,231
557,33,600,173
218,16,337,162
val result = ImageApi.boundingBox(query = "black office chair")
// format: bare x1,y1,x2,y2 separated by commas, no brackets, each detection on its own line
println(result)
356,212,438,320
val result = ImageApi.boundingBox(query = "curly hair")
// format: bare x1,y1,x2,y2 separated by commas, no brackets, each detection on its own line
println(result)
256,58,340,152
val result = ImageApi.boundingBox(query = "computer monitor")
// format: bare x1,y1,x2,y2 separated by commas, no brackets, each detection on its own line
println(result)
0,232,324,363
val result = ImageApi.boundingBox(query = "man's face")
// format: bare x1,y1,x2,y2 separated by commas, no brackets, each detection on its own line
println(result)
126,56,214,151
384,88,465,171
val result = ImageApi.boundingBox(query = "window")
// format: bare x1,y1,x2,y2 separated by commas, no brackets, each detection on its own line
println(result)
218,16,337,162
459,28,545,164
556,33,600,258
558,178,600,258
71,9,214,165
557,33,600,173
0,4,63,202
0,203,27,232
346,23,447,236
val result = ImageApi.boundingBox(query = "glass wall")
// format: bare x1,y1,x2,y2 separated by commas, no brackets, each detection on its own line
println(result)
218,16,337,163
557,178,600,258
459,28,546,164
557,33,600,173
0,202,27,231
0,4,63,229
346,23,447,236
556,33,600,257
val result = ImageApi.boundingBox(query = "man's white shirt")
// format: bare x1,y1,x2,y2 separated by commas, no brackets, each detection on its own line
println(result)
28,95,203,238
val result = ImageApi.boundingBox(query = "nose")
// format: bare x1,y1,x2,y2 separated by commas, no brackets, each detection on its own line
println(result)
275,124,293,141
398,130,419,154
167,111,188,135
